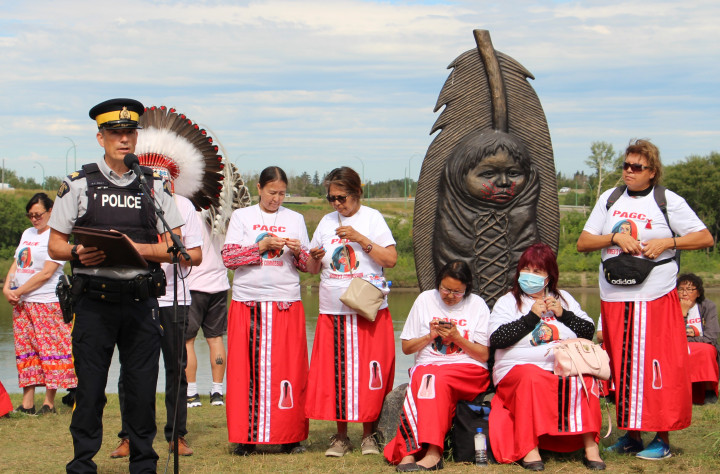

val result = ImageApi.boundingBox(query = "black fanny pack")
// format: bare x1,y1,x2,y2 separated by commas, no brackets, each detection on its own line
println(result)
602,253,675,286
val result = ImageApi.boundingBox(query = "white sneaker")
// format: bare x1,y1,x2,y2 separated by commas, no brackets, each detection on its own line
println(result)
210,392,224,406
187,393,202,408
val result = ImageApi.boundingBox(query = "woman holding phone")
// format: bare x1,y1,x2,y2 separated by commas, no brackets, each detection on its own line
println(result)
383,260,491,471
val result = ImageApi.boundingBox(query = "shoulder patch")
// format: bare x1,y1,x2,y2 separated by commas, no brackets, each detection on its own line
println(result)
163,180,173,196
57,181,70,198
69,170,85,181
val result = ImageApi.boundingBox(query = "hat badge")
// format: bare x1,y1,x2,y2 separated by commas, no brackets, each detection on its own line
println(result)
119,107,131,120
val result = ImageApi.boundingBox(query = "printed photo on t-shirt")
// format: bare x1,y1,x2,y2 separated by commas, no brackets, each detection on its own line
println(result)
256,232,284,259
686,310,704,337
17,247,32,268
330,244,360,273
530,320,559,346
612,219,639,240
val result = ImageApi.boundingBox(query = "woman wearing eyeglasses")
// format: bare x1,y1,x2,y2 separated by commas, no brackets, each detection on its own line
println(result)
577,139,714,460
306,166,397,458
384,260,490,471
2,193,76,415
677,273,719,405
489,243,603,471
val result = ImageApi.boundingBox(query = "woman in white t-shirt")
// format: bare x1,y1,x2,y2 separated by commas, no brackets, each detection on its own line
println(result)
222,166,311,456
306,166,397,457
488,243,604,471
2,193,75,415
577,139,714,459
384,260,490,471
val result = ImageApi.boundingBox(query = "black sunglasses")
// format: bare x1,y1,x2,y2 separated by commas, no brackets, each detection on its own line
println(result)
622,161,650,173
326,194,348,203
26,211,48,220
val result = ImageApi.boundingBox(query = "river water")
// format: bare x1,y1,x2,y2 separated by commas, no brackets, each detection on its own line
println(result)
5,286,713,394
0,288,419,394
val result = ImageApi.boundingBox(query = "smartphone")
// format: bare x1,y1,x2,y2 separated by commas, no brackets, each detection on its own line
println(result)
438,321,453,328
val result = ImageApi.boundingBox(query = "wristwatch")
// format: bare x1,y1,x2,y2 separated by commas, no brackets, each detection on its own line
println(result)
363,242,373,254
71,245,79,260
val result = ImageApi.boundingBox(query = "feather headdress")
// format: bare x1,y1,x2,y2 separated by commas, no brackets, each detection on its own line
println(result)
199,128,252,234
136,106,224,211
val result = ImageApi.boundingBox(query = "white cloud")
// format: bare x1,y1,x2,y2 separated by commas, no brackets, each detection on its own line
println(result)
0,0,718,181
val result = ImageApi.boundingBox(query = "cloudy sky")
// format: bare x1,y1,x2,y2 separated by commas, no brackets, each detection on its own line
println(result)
1,0,718,186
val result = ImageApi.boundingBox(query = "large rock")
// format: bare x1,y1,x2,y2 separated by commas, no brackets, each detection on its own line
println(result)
376,383,408,445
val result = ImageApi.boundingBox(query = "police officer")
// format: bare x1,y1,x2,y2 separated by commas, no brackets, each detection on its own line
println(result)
48,98,184,474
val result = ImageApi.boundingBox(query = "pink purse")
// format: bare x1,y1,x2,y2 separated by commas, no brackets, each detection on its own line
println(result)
551,338,611,381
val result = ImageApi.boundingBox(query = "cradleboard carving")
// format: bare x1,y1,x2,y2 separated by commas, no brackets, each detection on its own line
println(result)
413,30,560,307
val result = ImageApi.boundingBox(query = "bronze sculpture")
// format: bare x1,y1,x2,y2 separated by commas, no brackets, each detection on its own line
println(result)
414,30,560,307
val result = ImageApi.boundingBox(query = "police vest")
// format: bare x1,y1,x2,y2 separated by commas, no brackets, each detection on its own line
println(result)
74,163,159,268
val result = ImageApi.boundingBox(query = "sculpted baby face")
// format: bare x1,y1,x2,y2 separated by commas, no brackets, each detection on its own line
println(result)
464,149,527,204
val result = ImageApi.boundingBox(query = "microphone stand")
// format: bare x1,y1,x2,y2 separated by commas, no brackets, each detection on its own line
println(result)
134,167,189,474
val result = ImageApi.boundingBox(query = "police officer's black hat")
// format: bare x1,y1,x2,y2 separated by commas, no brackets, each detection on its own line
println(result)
89,98,145,130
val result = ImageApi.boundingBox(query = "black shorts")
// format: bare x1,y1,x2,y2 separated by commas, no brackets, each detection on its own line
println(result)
186,290,228,339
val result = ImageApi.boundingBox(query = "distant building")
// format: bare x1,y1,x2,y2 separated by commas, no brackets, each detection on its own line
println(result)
0,183,14,190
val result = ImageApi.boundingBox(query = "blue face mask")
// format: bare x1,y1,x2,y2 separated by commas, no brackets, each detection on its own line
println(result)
518,272,547,295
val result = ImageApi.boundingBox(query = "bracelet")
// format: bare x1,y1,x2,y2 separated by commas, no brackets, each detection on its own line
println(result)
672,237,677,250
610,232,617,245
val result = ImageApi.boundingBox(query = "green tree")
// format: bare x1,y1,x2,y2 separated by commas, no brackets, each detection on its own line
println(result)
585,141,623,202
0,194,28,258
663,152,720,246
45,176,63,193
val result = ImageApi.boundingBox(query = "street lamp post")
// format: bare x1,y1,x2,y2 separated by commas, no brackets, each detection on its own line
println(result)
33,161,45,189
64,137,77,172
404,166,408,208
352,156,366,199
405,154,419,207
65,146,74,176
575,177,578,207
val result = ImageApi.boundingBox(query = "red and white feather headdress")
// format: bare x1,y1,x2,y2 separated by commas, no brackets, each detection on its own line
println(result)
136,106,250,233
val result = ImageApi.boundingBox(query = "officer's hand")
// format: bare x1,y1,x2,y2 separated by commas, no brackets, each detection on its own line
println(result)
77,244,105,266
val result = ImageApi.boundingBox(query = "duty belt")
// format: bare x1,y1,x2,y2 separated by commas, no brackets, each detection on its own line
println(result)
73,272,164,302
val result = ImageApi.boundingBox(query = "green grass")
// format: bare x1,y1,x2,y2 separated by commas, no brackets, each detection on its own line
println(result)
2,393,720,473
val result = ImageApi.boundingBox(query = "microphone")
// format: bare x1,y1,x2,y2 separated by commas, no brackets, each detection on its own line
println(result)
123,153,148,187
124,152,191,263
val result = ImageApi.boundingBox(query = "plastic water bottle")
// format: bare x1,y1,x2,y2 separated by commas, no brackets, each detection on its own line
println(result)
9,273,18,290
474,427,488,466
368,275,391,295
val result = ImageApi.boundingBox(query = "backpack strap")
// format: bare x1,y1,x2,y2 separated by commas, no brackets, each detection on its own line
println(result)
605,185,627,212
653,185,675,235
